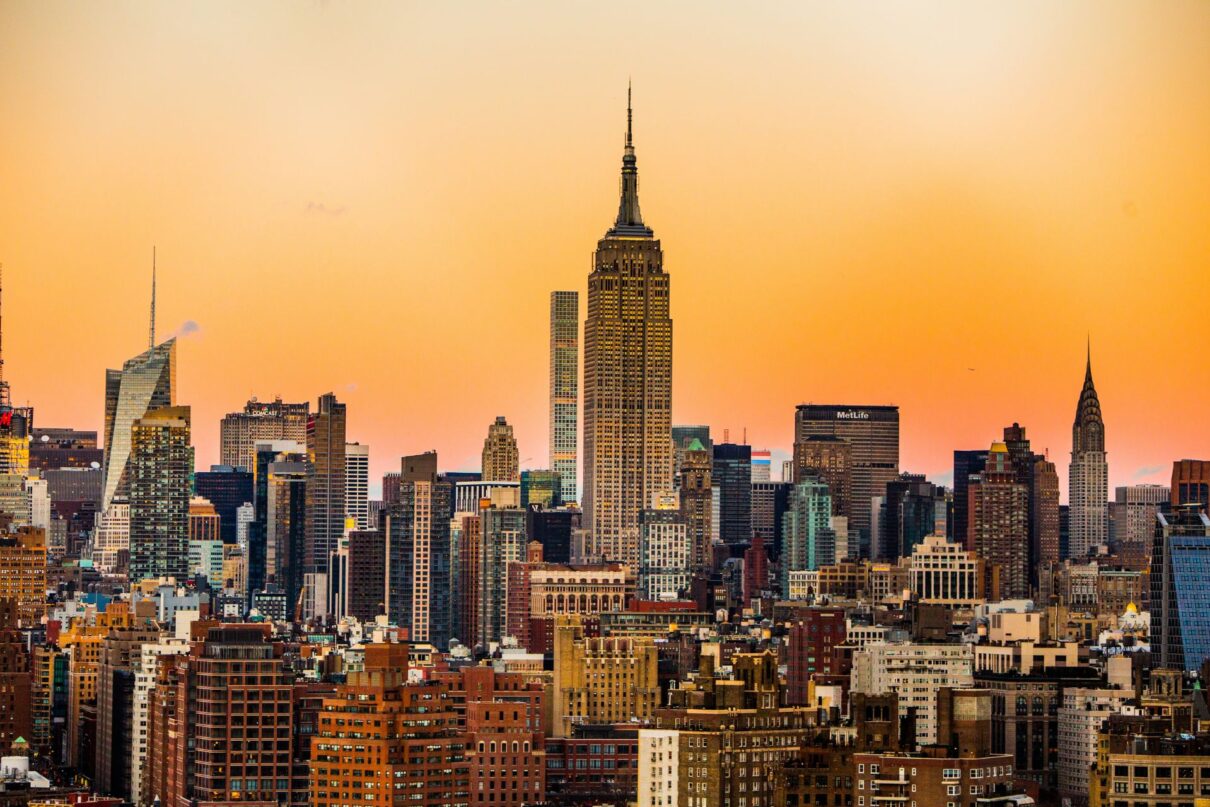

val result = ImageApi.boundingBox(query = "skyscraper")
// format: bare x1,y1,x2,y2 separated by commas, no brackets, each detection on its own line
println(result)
219,396,309,471
305,392,346,572
794,405,898,555
583,87,673,567
1170,459,1210,511
128,406,191,583
1112,484,1169,570
968,441,1030,600
192,465,254,544
345,442,369,530
102,343,176,511
678,438,713,574
1150,504,1210,671
712,443,752,546
1068,345,1108,559
0,268,33,479
481,416,520,482
549,290,579,503
781,478,835,593
793,435,852,520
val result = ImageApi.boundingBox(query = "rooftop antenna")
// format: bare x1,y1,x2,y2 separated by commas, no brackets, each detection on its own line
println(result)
149,246,157,350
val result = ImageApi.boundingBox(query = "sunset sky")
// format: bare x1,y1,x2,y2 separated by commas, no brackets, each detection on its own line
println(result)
2,1,1208,496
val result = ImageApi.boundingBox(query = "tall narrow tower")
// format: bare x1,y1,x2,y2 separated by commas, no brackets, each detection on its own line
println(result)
549,290,579,503
1068,342,1108,559
582,86,673,565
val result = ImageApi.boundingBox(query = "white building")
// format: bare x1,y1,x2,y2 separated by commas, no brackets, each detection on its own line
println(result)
1056,687,1131,803
851,641,974,746
92,502,130,574
639,503,689,600
345,442,370,530
130,634,190,806
638,729,680,807
908,534,984,607
188,538,224,582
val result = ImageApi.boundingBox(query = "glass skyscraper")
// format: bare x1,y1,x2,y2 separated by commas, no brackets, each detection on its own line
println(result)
549,290,578,504
102,339,176,510
1150,504,1210,671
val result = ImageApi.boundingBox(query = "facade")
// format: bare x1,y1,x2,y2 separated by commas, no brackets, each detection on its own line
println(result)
794,405,899,555
94,625,160,801
128,406,191,583
346,528,386,622
549,290,579,504
344,441,369,530
0,526,49,627
851,642,974,746
305,392,346,572
192,465,254,544
638,505,689,600
1149,504,1210,671
552,615,659,736
1112,484,1170,569
678,438,713,574
102,339,176,511
968,442,1031,601
952,449,989,548
218,396,309,471
92,502,130,576
187,497,223,581
471,495,527,648
1171,459,1210,511
878,474,948,561
712,443,752,546
793,435,853,523
482,415,520,482
1057,687,1130,804
583,91,673,568
785,606,848,706
267,454,308,609
751,480,791,550
909,534,985,607
1069,349,1108,559
520,469,562,509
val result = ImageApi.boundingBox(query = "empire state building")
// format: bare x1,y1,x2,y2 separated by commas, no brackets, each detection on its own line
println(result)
582,87,673,566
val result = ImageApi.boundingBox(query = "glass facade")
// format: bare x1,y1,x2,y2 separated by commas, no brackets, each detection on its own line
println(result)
102,339,176,510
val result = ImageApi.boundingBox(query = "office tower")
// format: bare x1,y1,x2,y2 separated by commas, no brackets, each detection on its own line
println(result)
583,89,673,567
794,405,898,554
247,440,302,603
187,497,223,581
672,425,710,482
1150,503,1210,671
384,452,453,646
793,435,852,520
469,488,526,649
552,615,659,736
129,636,188,806
1171,459,1210,510
678,438,713,573
343,442,369,530
102,347,176,512
876,474,946,561
92,502,130,575
159,625,294,806
520,469,562,509
30,427,102,472
969,441,1030,600
549,290,579,503
267,452,308,609
781,478,835,593
218,396,309,471
128,406,191,583
952,448,989,546
638,500,689,600
711,443,752,546
1033,456,1061,574
192,464,253,544
525,505,579,564
0,600,30,757
909,535,985,607
346,529,386,622
751,480,790,556
1112,484,1169,569
750,448,772,482
94,624,160,800
480,416,519,482
305,392,346,571
310,643,470,807
0,526,48,628
1069,346,1108,559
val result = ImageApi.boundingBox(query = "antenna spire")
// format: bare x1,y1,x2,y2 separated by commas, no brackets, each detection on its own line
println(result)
626,79,633,149
149,246,157,350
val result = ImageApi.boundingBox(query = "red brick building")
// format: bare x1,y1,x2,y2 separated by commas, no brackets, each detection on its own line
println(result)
785,606,848,706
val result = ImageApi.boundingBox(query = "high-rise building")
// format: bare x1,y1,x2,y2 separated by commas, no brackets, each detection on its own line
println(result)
952,448,989,546
187,497,223,581
384,452,454,647
583,88,673,567
851,641,974,746
712,443,752,546
94,624,160,800
305,392,346,572
310,643,469,807
672,425,710,482
552,615,659,736
792,434,853,524
968,441,1031,600
102,341,176,512
750,448,772,482
877,473,947,561
678,438,713,574
346,528,386,623
1171,459,1210,511
0,526,48,628
128,406,191,583
520,469,562,509
481,416,520,482
908,534,985,607
267,453,308,610
1069,346,1108,559
469,489,527,649
248,440,304,603
0,272,33,479
0,600,31,758
781,478,835,593
218,396,309,471
30,427,102,473
344,441,369,530
1111,484,1169,569
751,480,790,556
192,465,253,544
638,500,688,600
1150,503,1210,671
549,291,579,504
1033,455,1062,575
794,405,899,555
525,505,579,565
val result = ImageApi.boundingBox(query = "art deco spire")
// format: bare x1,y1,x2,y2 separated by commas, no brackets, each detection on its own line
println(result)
1073,338,1104,454
610,82,652,236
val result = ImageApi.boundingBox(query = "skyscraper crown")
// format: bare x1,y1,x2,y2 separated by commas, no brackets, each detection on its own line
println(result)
607,82,654,238
1072,340,1105,454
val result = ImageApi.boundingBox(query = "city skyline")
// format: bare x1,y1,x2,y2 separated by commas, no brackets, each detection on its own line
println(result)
3,2,1209,495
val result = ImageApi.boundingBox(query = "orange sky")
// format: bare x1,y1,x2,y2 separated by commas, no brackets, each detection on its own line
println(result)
2,1,1208,496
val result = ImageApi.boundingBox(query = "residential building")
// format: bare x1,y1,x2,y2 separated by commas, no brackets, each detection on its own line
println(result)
552,615,659,736
128,406,191,583
305,392,346,571
345,441,369,530
851,642,974,746
549,290,579,504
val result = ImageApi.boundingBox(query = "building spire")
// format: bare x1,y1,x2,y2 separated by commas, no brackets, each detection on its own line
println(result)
610,81,651,236
1085,333,1092,381
149,246,157,350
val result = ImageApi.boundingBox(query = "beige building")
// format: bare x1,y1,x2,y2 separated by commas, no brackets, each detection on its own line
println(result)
909,534,985,608
552,615,659,736
218,396,308,471
583,91,673,567
974,641,1079,675
851,641,974,746
481,416,520,483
